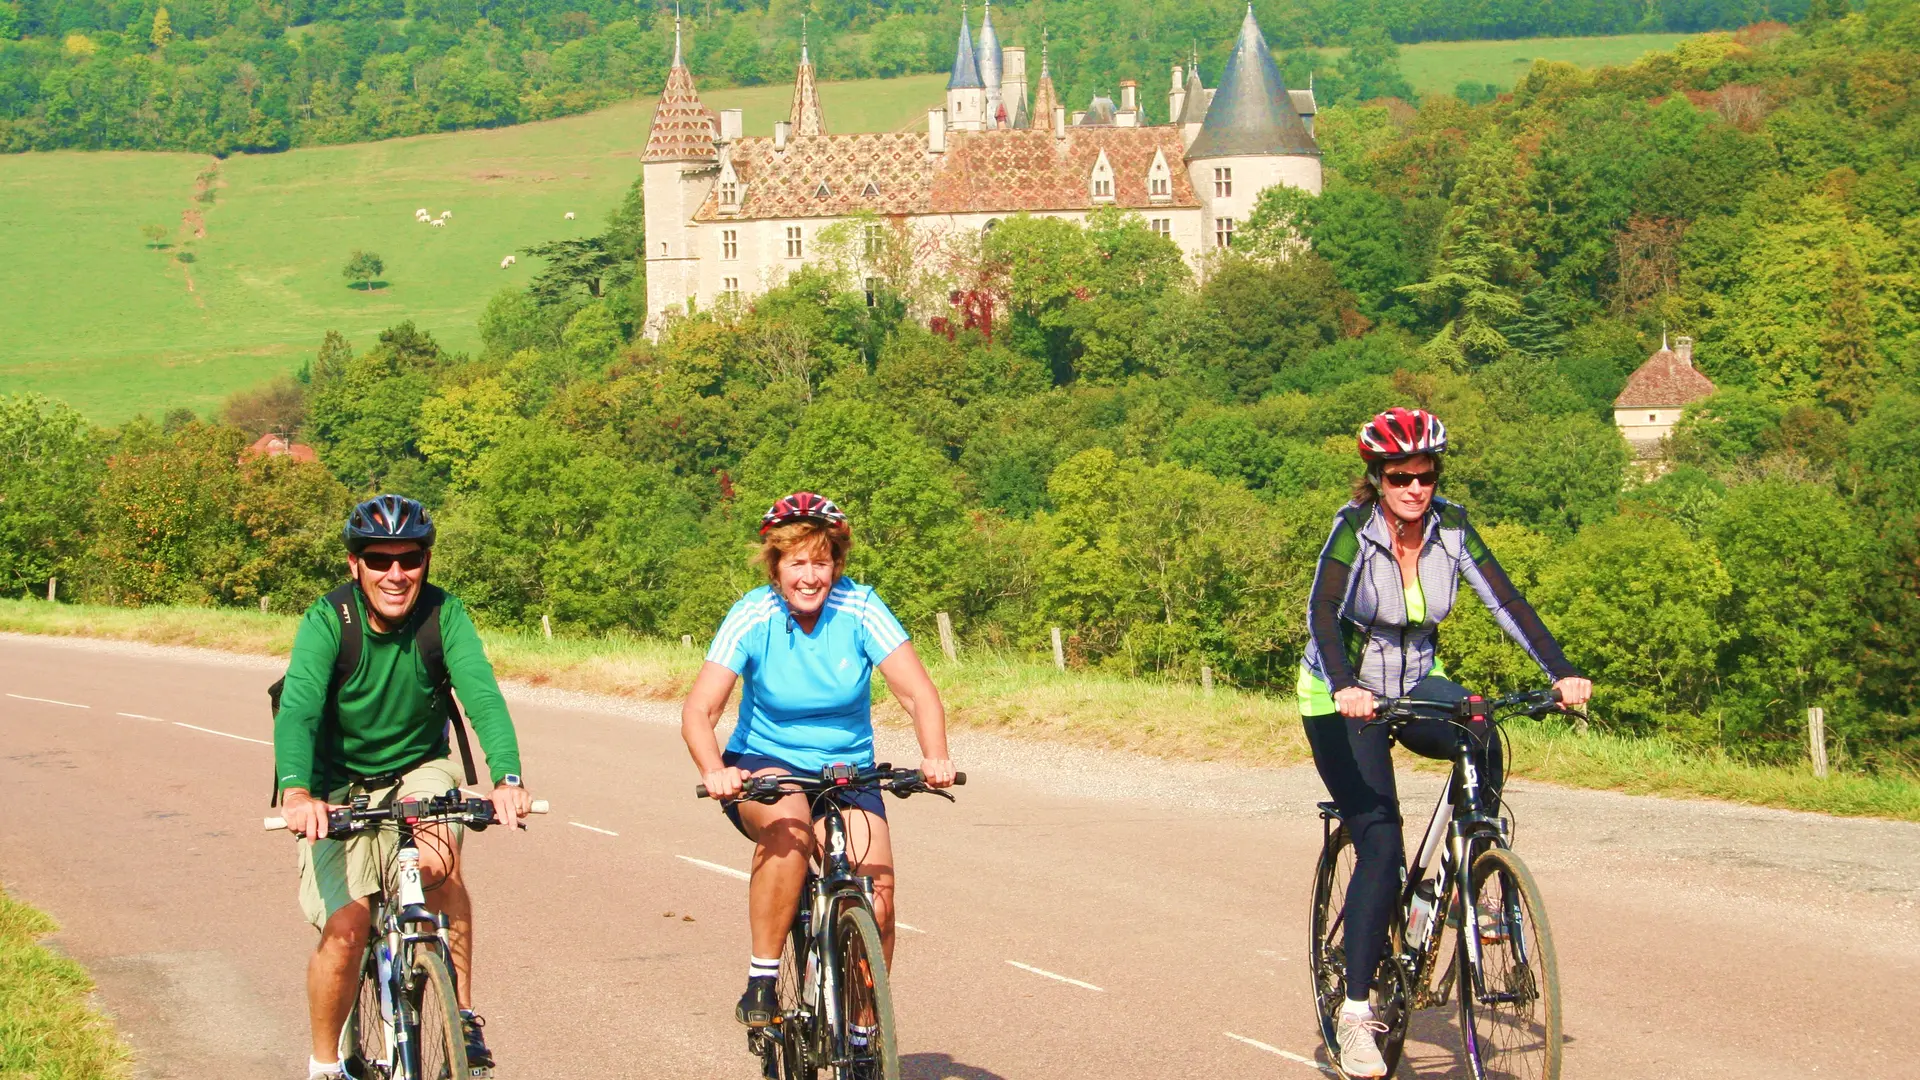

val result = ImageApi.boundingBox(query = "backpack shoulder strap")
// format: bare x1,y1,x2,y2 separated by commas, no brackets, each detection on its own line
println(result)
268,582,363,807
411,585,478,787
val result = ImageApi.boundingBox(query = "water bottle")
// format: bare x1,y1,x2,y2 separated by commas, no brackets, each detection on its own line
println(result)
1407,878,1438,946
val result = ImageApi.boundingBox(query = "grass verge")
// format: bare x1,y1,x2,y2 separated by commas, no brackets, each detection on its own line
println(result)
2,598,1914,821
0,887,131,1080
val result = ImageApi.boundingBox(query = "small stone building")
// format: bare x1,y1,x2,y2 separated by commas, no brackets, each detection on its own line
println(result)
1613,335,1716,454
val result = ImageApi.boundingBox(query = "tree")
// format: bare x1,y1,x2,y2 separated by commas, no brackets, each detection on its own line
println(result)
343,250,385,290
1334,26,1414,103
0,395,100,597
141,224,167,248
1815,244,1881,422
1197,254,1351,401
305,322,441,489
1467,415,1628,537
149,5,170,49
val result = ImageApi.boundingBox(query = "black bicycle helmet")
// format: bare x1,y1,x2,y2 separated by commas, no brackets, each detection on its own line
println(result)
343,494,436,553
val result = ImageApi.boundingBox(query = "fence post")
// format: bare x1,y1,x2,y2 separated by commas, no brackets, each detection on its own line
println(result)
681,634,694,649
1050,627,1065,671
1808,706,1828,778
259,595,269,614
541,614,553,640
935,611,958,663
46,577,56,603
1201,665,1213,693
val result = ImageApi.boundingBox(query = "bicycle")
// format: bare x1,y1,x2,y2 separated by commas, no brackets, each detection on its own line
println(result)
1308,688,1571,1080
696,764,965,1080
264,790,549,1080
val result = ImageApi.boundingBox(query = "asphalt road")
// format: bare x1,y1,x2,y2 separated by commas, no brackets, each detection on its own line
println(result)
2,632,1917,1080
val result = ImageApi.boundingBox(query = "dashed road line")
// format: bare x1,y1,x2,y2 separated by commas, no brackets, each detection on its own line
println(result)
7,692,89,709
116,712,168,721
569,821,619,836
896,922,926,934
1005,960,1104,992
1223,1032,1336,1075
677,855,751,881
172,722,270,746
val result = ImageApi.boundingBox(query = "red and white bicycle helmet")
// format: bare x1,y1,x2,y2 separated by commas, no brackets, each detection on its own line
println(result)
759,492,849,535
1357,408,1448,463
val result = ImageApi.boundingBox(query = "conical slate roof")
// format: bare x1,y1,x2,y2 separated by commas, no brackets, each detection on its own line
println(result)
789,33,826,136
977,3,1002,90
1081,94,1117,126
644,41,718,163
1178,68,1209,125
1187,7,1318,160
948,11,983,89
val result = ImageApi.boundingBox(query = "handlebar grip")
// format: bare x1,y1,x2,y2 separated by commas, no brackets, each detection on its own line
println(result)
264,816,287,831
953,772,966,786
1548,687,1564,703
694,784,709,799
529,799,549,814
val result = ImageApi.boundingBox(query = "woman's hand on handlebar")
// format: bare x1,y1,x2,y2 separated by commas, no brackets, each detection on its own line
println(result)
701,765,751,800
1334,686,1377,720
279,788,335,840
917,757,958,788
1553,677,1592,709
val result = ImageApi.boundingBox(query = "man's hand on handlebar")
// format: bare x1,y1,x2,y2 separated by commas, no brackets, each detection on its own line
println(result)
1553,677,1592,709
278,788,335,841
491,780,533,831
917,757,957,788
1334,686,1377,720
700,764,751,800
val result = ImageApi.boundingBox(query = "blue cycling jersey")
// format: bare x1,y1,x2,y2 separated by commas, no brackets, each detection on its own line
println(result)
705,579,911,772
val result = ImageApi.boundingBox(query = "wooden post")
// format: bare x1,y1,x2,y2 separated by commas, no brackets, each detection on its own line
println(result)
1808,707,1828,778
935,611,958,663
259,595,269,614
681,634,694,649
1050,627,1065,671
1201,665,1213,692
46,577,55,602
541,614,553,640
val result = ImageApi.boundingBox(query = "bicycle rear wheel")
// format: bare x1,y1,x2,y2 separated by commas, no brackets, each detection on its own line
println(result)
832,907,899,1080
401,945,470,1080
341,944,391,1079
1457,847,1561,1080
1309,821,1408,1077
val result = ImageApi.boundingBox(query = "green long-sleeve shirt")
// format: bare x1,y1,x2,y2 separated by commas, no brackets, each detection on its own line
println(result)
273,584,522,795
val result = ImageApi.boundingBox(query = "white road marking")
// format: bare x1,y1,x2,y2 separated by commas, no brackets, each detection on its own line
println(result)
896,922,926,934
1223,1032,1337,1075
569,822,619,836
172,722,270,746
116,711,168,721
1005,960,1104,992
7,692,89,709
677,855,751,881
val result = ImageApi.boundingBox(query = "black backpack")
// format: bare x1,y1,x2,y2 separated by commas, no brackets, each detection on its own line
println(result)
267,581,478,805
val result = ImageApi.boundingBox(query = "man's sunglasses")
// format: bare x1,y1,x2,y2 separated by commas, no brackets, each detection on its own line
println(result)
358,549,427,573
1383,470,1440,489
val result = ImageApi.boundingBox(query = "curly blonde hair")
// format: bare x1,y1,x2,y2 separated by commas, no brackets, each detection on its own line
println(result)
755,520,852,586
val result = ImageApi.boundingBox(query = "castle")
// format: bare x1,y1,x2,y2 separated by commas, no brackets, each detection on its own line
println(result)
641,4,1322,335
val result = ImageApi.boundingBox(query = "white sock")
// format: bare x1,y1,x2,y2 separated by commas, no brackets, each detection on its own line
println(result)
1341,998,1373,1020
309,1057,344,1078
849,1023,875,1047
749,955,781,981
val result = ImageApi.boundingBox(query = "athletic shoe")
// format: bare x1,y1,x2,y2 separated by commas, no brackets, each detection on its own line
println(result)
1335,1010,1390,1078
459,1011,494,1077
737,976,778,1027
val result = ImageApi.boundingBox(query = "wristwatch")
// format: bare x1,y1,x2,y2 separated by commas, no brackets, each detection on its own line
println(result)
500,774,523,788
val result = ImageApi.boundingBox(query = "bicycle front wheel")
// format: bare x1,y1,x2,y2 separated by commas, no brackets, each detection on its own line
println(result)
832,907,899,1080
1458,847,1561,1080
401,945,470,1080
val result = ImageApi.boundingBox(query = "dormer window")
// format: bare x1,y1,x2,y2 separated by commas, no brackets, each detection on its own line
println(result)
863,180,880,198
720,181,738,205
815,181,832,199
1090,150,1116,204
717,154,741,211
1147,149,1172,202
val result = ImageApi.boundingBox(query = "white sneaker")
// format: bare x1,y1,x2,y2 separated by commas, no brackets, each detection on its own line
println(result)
308,1059,347,1080
1336,1009,1390,1078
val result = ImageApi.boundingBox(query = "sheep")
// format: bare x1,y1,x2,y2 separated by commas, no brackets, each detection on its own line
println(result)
564,211,576,220
415,208,430,219
439,210,452,220
499,255,516,269
430,219,446,228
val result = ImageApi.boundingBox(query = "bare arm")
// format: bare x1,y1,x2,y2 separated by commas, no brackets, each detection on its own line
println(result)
682,661,748,798
876,643,956,787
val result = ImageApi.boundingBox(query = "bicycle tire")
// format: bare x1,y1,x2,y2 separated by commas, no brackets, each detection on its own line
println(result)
1456,847,1561,1080
401,945,470,1080
1309,822,1409,1078
779,920,817,1080
341,944,391,1079
832,907,899,1080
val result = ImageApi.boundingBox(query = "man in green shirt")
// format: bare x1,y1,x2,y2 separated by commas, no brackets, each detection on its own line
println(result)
274,495,532,1080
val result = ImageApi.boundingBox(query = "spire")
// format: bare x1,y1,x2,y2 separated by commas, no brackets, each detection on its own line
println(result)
673,3,682,68
1029,29,1059,129
948,4,983,89
645,11,717,164
788,14,825,136
978,0,1004,125
1186,5,1318,160
1178,56,1209,126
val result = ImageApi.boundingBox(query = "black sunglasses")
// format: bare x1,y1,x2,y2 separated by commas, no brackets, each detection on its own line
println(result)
359,549,427,573
1383,470,1440,489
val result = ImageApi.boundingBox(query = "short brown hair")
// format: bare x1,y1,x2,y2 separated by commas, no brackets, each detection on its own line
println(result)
755,521,851,586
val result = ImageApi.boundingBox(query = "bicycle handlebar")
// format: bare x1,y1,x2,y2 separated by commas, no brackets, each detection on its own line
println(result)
264,793,550,833
1366,686,1574,729
695,765,966,802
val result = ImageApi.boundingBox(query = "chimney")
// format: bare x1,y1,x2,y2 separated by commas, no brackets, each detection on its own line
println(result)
1675,336,1694,367
774,120,791,150
928,108,947,153
1120,79,1138,113
1053,105,1067,138
1071,110,1087,126
1170,65,1186,121
719,108,742,143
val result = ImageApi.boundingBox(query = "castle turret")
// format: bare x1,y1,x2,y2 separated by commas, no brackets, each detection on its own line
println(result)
1177,52,1210,149
1001,45,1029,130
977,1,1004,128
946,5,986,132
644,15,719,330
1028,36,1059,131
788,22,825,137
1186,5,1321,250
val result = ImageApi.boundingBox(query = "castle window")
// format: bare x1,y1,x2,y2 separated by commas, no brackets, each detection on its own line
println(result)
786,226,803,259
722,229,738,260
1214,167,1232,198
720,181,738,205
1214,216,1235,248
659,241,667,256
1150,218,1172,239
983,218,1000,235
1090,149,1116,204
1150,176,1169,197
864,224,884,258
1649,413,1658,423
723,276,740,297
1093,177,1113,198
865,277,882,307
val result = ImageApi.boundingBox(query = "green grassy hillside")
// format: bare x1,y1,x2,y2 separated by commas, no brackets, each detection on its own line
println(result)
1382,32,1694,95
0,73,946,424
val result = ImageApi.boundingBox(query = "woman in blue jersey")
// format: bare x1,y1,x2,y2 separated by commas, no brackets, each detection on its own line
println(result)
682,492,957,1030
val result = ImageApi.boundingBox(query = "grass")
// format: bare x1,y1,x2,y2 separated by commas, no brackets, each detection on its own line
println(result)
4,597,1916,822
0,73,946,424
0,887,131,1080
1325,32,1696,96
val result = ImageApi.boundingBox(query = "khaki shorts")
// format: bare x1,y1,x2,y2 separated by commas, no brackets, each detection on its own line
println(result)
296,757,467,930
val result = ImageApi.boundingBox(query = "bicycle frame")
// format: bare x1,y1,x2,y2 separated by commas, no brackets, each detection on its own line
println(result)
352,816,456,1080
777,792,879,1074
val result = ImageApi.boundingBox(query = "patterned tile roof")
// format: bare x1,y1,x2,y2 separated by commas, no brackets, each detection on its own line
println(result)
693,126,1200,221
1615,345,1717,408
789,46,825,136
1030,67,1060,130
644,62,718,163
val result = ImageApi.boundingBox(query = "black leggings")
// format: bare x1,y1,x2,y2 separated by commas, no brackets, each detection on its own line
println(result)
1303,675,1504,1004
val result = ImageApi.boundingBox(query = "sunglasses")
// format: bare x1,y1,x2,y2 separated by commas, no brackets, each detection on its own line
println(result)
1383,470,1440,489
359,549,427,573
